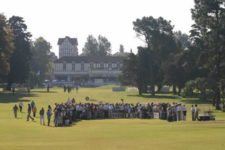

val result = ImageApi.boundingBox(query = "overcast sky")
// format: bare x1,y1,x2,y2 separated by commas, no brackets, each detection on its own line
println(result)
1,0,194,56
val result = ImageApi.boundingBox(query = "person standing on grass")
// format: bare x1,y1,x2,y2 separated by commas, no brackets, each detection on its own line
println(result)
13,104,18,118
12,87,15,95
39,107,45,125
32,105,37,117
191,105,195,121
47,105,52,126
27,104,34,121
182,105,187,121
19,101,23,112
194,104,199,121
30,100,35,112
47,84,50,92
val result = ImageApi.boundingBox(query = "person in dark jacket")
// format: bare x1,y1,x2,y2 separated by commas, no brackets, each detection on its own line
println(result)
27,104,34,121
39,107,45,125
13,104,18,118
47,105,52,126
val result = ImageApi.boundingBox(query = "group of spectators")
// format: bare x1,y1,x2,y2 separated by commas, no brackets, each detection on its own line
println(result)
13,98,197,127
12,101,53,126
63,85,79,93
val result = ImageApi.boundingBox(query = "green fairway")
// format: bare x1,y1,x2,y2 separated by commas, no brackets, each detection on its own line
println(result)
0,87,225,150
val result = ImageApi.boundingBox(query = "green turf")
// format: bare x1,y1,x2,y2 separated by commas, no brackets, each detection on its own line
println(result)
0,87,225,150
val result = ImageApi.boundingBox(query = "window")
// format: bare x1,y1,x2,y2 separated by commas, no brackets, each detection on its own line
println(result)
63,63,66,71
72,63,75,71
104,63,108,68
81,63,84,71
112,63,117,68
97,63,101,68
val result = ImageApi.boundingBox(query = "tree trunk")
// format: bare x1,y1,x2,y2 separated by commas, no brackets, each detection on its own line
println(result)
138,85,142,95
173,85,177,95
215,87,221,110
151,85,155,96
178,87,182,96
157,84,162,93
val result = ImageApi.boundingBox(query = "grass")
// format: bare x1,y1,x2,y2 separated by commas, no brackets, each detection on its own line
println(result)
0,86,225,150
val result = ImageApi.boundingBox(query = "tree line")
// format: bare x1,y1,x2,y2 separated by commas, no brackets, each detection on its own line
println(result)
120,0,225,110
0,14,56,88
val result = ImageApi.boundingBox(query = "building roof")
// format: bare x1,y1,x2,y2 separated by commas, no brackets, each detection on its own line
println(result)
55,56,126,63
57,36,78,45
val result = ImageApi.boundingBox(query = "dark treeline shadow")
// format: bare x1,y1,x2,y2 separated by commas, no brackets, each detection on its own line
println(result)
181,99,212,104
0,92,36,103
32,90,57,93
127,94,179,100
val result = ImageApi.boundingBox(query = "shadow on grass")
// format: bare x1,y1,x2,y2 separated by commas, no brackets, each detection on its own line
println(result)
32,90,58,93
128,94,181,100
0,92,37,103
181,99,212,104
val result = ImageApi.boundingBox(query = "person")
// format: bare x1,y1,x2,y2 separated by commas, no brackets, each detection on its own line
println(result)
39,107,45,125
47,105,52,126
27,86,30,94
191,105,195,121
47,84,50,92
27,104,34,121
64,85,66,92
32,105,37,117
12,87,15,95
13,104,18,118
19,101,23,112
194,104,199,121
76,85,79,93
182,105,187,121
30,100,35,111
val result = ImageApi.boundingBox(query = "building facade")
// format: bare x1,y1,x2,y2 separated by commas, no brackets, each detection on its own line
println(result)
54,36,125,86
58,36,78,58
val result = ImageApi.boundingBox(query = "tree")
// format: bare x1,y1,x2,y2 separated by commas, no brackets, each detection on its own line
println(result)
30,37,53,86
113,44,129,56
82,35,111,56
7,16,32,87
0,14,14,81
136,47,162,95
163,31,190,95
133,16,176,95
120,52,137,88
98,35,111,56
191,0,225,109
82,35,98,56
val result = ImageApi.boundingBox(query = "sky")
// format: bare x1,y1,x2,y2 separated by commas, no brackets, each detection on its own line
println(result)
0,0,194,57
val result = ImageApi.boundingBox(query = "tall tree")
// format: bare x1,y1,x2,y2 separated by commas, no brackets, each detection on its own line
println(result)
120,52,137,88
7,16,32,87
98,35,111,56
30,37,53,86
163,31,190,95
82,35,111,56
133,16,175,95
82,35,98,56
191,0,225,109
0,14,14,81
113,44,129,56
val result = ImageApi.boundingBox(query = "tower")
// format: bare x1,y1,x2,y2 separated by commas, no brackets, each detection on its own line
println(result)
58,36,78,58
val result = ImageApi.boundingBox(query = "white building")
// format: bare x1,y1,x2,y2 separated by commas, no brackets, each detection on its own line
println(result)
54,36,125,86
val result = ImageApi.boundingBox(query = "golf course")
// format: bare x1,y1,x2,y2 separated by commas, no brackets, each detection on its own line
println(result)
0,86,225,150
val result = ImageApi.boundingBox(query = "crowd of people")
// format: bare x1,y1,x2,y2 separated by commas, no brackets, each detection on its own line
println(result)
12,98,203,127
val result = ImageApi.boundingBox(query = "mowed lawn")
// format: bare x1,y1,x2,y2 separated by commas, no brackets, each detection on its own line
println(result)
0,86,225,150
